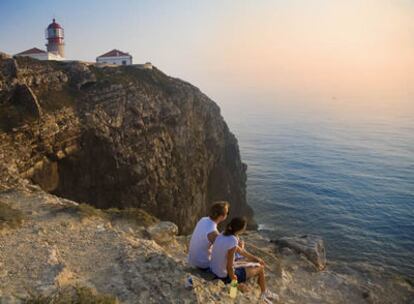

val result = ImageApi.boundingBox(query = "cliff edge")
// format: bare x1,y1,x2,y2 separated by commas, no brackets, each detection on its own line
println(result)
0,52,254,233
1,187,412,303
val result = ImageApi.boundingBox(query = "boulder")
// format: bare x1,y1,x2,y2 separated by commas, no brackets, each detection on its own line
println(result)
273,234,326,270
146,221,178,244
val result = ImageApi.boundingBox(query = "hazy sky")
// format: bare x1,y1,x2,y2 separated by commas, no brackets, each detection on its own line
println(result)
1,0,413,104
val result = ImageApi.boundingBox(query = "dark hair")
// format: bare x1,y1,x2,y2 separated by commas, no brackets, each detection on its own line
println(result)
209,201,229,220
223,217,247,236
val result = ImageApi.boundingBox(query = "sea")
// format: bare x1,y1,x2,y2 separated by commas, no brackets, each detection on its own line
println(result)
220,97,414,280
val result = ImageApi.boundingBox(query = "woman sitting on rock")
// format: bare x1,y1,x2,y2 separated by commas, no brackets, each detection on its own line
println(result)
210,217,279,303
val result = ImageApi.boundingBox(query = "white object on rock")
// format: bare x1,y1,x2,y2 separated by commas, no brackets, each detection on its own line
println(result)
96,224,105,232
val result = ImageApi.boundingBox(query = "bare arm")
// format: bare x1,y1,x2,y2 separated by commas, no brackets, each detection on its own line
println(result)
236,246,264,265
227,246,237,280
207,230,219,244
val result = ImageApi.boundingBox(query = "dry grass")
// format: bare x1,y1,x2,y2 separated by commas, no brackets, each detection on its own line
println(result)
25,285,119,304
61,203,158,227
106,207,158,227
0,201,25,230
73,203,109,219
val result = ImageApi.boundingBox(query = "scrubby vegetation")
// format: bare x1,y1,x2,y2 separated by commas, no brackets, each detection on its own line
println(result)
89,65,177,95
105,207,158,227
25,285,119,304
0,201,25,229
60,203,158,227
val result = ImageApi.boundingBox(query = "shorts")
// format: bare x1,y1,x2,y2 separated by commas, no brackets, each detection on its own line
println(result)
197,267,212,273
219,267,247,284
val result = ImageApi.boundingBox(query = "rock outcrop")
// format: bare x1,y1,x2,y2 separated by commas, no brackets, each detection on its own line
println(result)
0,53,254,233
146,221,178,244
274,234,327,270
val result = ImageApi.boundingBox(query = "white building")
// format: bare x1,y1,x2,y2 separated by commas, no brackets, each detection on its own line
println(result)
15,19,65,61
96,49,133,65
15,47,64,61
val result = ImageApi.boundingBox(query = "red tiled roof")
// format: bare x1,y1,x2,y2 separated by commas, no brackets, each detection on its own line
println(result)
16,47,47,55
97,49,131,58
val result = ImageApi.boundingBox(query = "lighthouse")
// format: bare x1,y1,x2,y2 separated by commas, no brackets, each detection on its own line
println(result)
45,18,65,58
15,18,65,61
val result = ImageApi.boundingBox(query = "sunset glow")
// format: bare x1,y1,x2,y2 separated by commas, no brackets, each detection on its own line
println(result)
1,0,413,101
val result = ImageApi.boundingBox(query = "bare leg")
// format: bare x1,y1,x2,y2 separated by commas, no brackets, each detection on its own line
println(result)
257,267,266,293
245,265,266,293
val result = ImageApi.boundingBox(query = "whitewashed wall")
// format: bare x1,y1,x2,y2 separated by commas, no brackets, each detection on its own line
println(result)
16,52,64,61
96,56,132,65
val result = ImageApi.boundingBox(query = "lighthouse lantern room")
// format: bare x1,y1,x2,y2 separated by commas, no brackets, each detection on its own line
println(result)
45,18,65,58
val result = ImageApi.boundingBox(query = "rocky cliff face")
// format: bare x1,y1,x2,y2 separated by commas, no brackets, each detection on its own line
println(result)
0,52,254,233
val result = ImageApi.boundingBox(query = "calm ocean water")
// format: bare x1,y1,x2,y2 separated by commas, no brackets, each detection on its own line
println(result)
221,98,414,279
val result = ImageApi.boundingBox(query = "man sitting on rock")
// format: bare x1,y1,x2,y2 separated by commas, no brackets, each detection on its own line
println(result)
188,201,229,270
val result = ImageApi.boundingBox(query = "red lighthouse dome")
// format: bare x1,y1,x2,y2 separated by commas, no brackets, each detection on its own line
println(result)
47,18,63,29
45,18,65,58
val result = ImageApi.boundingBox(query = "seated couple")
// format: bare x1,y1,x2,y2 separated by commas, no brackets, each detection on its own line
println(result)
188,201,278,303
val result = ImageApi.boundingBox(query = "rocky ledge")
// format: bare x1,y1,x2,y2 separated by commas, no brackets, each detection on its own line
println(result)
1,187,413,303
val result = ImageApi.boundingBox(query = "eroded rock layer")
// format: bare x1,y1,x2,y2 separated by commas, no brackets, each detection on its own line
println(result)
0,53,254,233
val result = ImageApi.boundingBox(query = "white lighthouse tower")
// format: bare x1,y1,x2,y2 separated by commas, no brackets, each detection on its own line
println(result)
45,18,65,58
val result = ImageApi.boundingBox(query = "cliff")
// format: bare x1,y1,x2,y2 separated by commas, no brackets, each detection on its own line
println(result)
1,53,413,303
0,52,254,233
